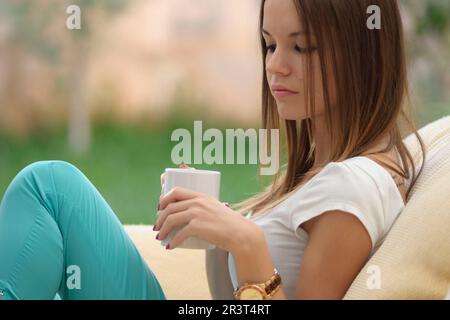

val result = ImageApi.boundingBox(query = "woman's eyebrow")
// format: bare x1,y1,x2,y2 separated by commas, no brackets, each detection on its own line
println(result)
261,28,306,37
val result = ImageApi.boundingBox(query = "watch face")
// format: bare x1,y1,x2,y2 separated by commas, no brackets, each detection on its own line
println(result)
240,287,264,300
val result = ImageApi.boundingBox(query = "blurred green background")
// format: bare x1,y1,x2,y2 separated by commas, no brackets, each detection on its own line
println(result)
0,115,265,224
0,0,449,225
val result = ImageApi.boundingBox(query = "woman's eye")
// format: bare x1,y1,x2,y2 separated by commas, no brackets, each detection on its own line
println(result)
295,45,308,53
266,44,276,53
265,44,312,54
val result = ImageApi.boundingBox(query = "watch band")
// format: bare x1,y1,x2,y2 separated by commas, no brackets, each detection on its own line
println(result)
234,268,282,300
262,269,282,297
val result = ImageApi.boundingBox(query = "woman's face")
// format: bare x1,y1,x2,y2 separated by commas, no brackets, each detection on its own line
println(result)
263,0,330,121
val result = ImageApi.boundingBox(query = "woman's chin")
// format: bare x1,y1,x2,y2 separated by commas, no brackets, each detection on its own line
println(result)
276,108,306,121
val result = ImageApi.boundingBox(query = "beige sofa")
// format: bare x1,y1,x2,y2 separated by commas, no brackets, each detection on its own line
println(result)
125,115,450,300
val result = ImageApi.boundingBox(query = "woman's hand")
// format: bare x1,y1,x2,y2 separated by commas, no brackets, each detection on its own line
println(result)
155,166,262,253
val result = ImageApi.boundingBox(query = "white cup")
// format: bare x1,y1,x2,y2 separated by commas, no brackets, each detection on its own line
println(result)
159,168,221,250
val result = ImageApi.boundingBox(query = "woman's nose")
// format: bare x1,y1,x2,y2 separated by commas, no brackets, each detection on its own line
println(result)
266,51,291,76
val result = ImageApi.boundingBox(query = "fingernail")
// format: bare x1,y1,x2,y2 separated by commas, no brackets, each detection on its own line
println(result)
165,244,171,250
156,233,160,240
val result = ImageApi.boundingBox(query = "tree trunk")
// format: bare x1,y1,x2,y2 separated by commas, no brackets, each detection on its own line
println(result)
68,38,91,155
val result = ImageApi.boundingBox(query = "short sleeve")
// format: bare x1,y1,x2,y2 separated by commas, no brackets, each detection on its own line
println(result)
289,161,385,250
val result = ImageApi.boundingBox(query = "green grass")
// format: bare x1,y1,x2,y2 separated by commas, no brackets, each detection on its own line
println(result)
0,119,268,225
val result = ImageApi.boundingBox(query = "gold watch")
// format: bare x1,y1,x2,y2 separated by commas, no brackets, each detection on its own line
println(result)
234,268,282,300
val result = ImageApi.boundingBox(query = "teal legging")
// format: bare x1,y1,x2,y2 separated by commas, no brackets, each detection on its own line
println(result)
0,161,167,300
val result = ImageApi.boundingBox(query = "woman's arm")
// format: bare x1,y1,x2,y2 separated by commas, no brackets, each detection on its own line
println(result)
231,229,288,300
205,247,236,300
294,210,372,299
229,210,372,300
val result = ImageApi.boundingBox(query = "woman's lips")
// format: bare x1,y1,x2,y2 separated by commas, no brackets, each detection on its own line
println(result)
273,89,298,98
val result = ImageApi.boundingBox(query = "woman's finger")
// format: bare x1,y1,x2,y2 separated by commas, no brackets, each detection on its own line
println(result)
166,221,197,250
159,186,201,210
154,198,198,231
156,208,197,243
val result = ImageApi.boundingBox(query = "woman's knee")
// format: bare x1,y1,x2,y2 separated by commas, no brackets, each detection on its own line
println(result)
15,161,85,190
8,161,90,218
19,160,79,179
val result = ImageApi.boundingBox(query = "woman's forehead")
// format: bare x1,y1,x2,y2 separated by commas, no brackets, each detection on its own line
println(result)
263,0,304,34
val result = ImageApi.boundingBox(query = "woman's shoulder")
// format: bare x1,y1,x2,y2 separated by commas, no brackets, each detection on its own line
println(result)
286,156,397,205
339,156,389,186
251,155,405,220
285,156,404,251
304,156,385,185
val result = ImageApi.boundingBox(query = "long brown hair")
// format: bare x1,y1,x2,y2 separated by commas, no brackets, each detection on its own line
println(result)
234,0,426,217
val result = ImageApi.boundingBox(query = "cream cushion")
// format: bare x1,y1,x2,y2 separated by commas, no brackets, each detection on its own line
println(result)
126,115,450,300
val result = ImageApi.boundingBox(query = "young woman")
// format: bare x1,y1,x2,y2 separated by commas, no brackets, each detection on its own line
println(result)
0,0,425,300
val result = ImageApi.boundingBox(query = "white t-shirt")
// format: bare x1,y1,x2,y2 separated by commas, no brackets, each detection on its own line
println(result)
228,156,406,299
